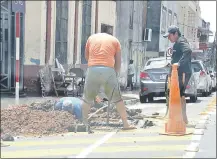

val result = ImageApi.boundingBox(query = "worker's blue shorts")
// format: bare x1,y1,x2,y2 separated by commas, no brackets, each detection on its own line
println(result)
83,66,122,104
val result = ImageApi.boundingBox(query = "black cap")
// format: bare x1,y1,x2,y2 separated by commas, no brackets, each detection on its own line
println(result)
163,25,179,38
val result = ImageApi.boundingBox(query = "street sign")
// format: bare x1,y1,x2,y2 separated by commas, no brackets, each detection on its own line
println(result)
12,1,25,13
166,47,173,57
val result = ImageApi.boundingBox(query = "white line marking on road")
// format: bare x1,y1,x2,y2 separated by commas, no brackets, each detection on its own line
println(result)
195,124,207,129
193,129,205,135
185,142,200,152
198,120,208,124
73,132,116,158
209,111,216,115
183,152,196,158
191,135,203,141
200,115,210,120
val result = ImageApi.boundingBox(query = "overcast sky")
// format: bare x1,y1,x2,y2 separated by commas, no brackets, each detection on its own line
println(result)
199,1,216,42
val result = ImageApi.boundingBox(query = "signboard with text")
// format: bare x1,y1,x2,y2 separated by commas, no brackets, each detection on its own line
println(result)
12,1,25,13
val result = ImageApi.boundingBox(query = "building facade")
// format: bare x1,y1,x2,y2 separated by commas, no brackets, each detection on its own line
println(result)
146,1,178,58
115,1,147,87
178,1,201,50
0,1,117,93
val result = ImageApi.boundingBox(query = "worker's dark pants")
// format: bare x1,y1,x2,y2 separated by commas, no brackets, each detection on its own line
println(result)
127,74,134,90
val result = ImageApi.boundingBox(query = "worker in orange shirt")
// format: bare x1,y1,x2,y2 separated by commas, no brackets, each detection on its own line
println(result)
81,29,136,131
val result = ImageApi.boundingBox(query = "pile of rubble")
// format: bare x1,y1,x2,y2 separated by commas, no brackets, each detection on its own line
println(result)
1,100,76,137
1,107,76,137
1,99,143,137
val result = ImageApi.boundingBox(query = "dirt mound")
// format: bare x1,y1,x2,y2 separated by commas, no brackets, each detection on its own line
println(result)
1,107,76,136
28,99,56,111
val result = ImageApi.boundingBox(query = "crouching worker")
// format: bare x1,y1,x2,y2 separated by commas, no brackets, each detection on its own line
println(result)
54,97,82,120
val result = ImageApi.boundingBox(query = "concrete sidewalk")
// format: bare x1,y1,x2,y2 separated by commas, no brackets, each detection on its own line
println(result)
1,91,140,109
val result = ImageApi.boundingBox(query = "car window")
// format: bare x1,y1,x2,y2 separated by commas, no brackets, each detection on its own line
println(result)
191,62,202,72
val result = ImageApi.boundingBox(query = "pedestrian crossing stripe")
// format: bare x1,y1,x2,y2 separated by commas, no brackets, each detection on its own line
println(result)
93,145,187,153
2,127,194,158
1,147,83,158
106,135,192,143
2,134,192,147
1,145,187,158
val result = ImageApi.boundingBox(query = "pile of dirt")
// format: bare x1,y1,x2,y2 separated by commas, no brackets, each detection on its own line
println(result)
1,100,143,136
1,107,76,136
28,99,57,111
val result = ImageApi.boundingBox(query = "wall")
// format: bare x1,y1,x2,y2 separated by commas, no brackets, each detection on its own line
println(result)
115,1,132,87
115,1,147,87
24,1,46,66
159,1,178,53
180,1,200,50
23,1,46,92
98,1,116,34
131,1,146,85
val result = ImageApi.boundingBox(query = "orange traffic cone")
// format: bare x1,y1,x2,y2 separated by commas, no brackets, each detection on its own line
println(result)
160,64,192,136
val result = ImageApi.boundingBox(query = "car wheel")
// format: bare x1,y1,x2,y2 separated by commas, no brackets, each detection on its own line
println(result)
148,96,154,102
207,88,211,96
202,91,208,97
190,95,197,103
140,95,147,103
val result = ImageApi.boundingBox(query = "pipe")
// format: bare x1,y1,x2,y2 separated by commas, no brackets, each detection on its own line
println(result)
45,0,51,64
95,0,99,33
88,105,108,120
73,1,79,65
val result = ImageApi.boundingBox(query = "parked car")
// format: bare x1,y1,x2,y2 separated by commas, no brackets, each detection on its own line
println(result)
184,66,198,102
191,60,212,97
209,70,216,91
139,57,198,103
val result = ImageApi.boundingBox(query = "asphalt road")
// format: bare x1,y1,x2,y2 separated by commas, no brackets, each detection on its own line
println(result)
1,92,216,158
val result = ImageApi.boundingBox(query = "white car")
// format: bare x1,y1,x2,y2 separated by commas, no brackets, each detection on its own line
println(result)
191,60,212,97
209,71,216,91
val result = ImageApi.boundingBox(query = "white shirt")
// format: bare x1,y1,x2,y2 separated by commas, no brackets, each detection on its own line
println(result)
128,64,135,75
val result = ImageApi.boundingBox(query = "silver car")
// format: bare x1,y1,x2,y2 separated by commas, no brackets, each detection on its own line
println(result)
191,60,212,96
139,57,198,103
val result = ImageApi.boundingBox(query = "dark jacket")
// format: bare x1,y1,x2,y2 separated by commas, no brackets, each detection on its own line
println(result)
171,36,192,74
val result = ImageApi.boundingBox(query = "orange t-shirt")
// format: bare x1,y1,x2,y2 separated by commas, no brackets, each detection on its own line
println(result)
85,33,121,68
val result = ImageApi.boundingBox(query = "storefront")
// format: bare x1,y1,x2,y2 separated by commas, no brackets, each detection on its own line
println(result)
0,1,25,92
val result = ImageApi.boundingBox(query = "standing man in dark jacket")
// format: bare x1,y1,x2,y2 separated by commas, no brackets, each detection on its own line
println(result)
163,25,192,124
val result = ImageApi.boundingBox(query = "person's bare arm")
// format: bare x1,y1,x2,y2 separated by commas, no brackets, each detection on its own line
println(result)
114,51,121,73
114,40,121,73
